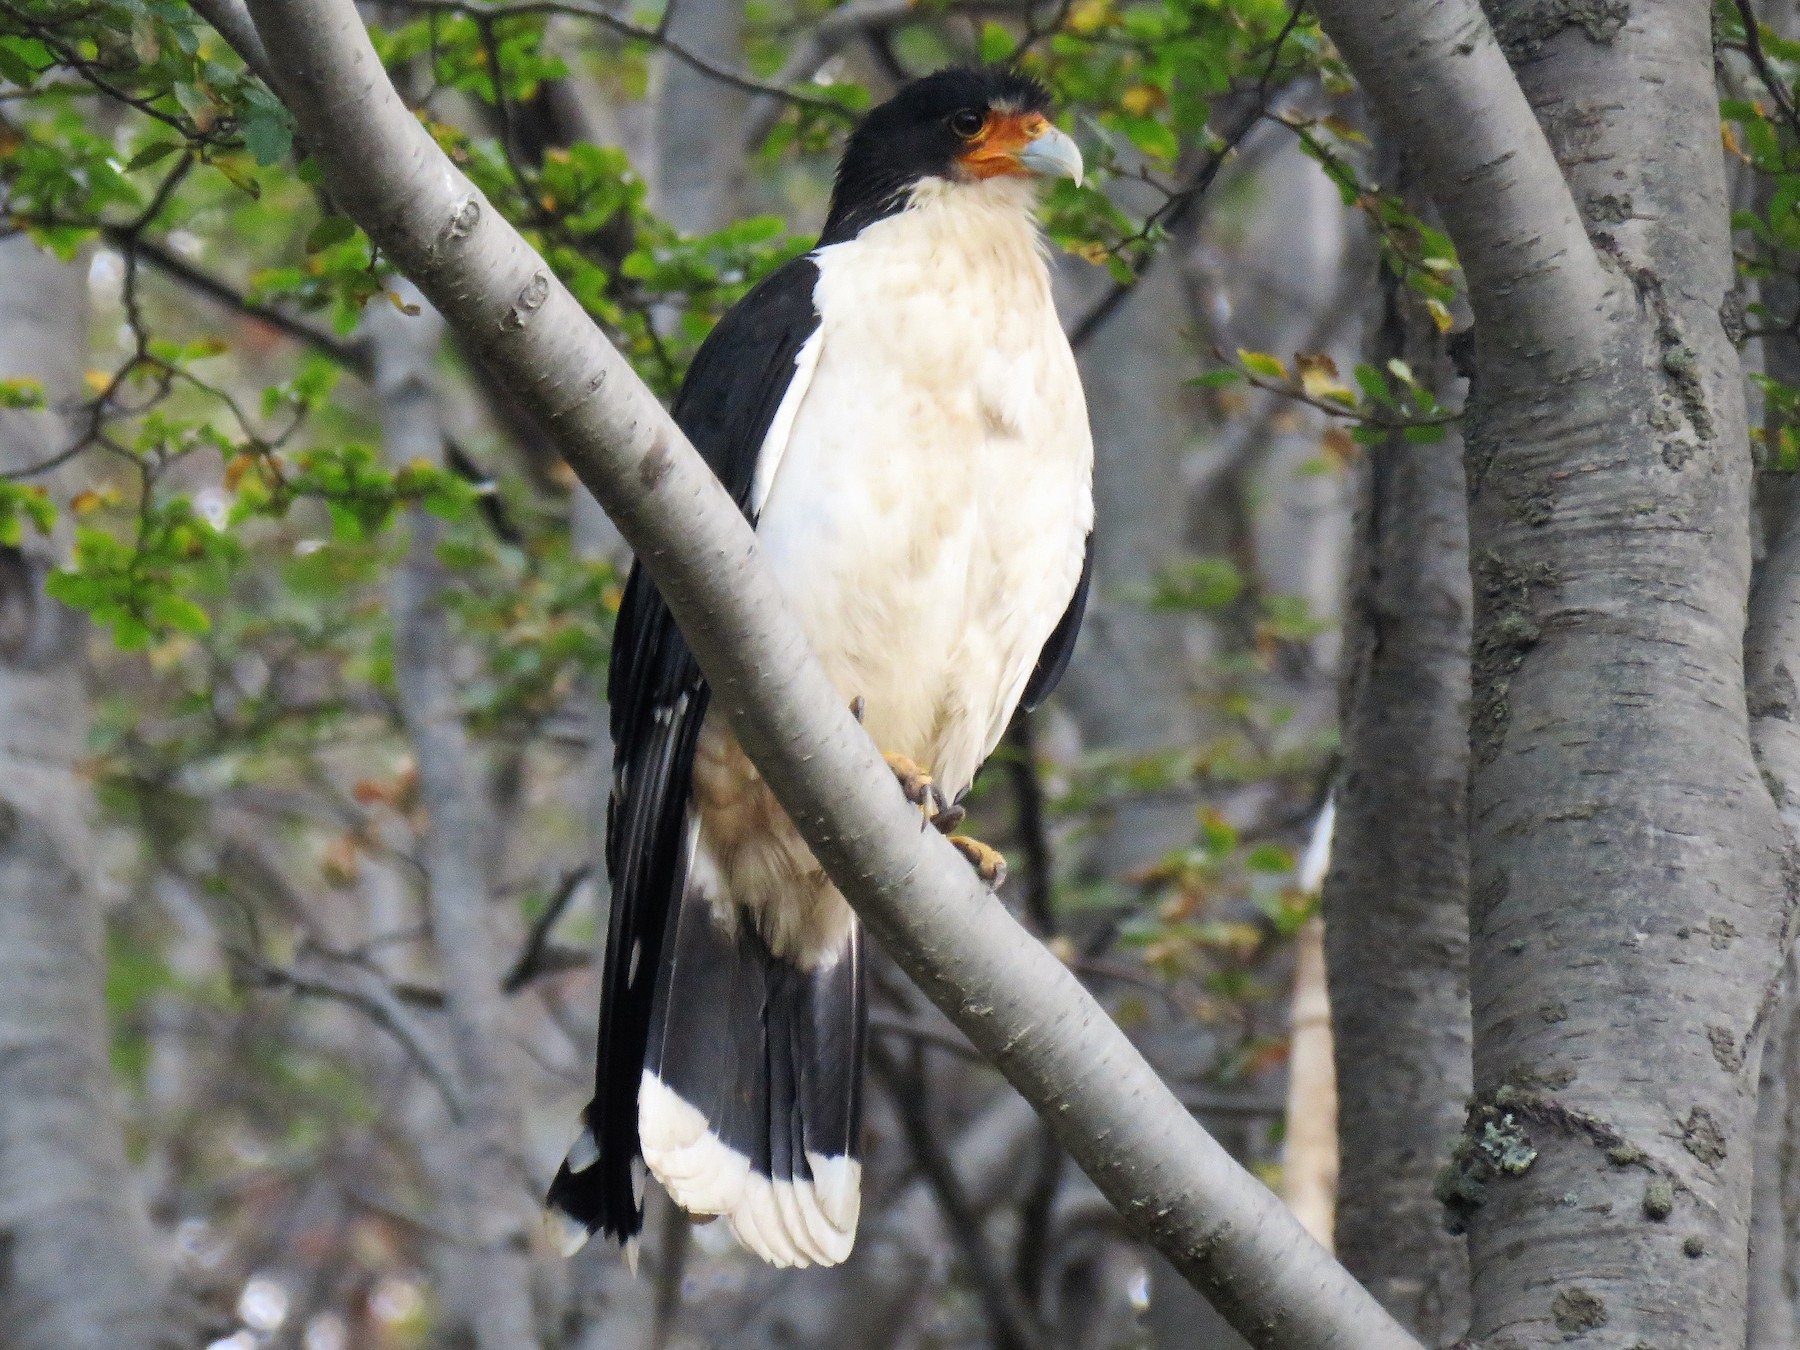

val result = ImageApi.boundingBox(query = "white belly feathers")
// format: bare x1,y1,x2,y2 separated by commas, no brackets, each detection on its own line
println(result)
690,174,1094,966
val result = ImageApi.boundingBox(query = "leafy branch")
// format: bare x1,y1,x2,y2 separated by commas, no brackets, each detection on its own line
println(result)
1198,346,1459,445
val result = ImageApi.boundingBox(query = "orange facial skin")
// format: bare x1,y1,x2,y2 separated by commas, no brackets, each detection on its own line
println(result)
956,110,1053,179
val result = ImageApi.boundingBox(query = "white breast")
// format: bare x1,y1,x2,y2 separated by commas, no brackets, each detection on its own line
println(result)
753,176,1094,795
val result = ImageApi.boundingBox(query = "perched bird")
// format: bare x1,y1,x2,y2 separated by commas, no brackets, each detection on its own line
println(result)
547,65,1095,1269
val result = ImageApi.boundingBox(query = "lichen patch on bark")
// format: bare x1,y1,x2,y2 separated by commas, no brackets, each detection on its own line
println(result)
1551,1286,1609,1334
1471,552,1554,765
1486,0,1629,60
1680,1107,1726,1166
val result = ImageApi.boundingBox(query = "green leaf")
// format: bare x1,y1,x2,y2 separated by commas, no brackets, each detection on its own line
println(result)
0,483,54,547
112,614,153,651
0,377,45,409
241,102,294,166
1244,843,1294,874
1152,557,1243,611
149,592,211,635
978,21,1017,62
0,40,40,88
305,216,358,254
1353,362,1393,406
1119,114,1179,163
124,141,183,172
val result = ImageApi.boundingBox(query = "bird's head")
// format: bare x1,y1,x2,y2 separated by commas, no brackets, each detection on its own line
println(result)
821,67,1083,244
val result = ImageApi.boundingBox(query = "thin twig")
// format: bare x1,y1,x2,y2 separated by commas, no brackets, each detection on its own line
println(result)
231,946,467,1121
869,1011,987,1063
1012,1123,1064,1306
1004,714,1057,937
1735,0,1800,147
869,1039,1049,1350
113,230,370,372
500,864,592,992
391,0,856,119
1069,0,1308,347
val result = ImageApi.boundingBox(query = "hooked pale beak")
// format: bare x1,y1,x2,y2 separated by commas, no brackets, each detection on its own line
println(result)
1015,124,1083,187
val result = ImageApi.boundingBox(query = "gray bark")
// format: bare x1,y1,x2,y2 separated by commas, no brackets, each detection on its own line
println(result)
1314,1,1791,1343
368,288,539,1349
1322,264,1472,1342
1749,959,1800,1350
232,0,1421,1340
1747,209,1800,1348
0,237,176,1347
650,0,747,233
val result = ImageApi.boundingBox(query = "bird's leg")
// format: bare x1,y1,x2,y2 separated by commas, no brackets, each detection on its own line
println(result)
948,835,1007,889
883,751,934,811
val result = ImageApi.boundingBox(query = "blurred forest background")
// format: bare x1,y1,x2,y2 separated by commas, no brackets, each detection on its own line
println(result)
4,0,1798,1346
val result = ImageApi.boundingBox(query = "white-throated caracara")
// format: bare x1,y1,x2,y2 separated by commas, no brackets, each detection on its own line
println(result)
547,66,1094,1269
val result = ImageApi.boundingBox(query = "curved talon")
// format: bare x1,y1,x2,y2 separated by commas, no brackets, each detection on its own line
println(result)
949,835,1007,888
930,803,966,835
883,752,934,809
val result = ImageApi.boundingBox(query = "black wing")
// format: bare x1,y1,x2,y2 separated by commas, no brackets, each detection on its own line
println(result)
1021,531,1093,712
549,254,823,1245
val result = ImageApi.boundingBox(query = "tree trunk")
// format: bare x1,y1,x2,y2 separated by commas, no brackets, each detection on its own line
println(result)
650,0,747,234
1746,268,1800,1350
1322,261,1472,1344
1312,1,1793,1342
1749,958,1800,1350
369,287,539,1349
0,236,176,1348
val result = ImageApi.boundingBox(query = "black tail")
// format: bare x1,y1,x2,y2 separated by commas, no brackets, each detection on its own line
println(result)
547,565,866,1266
637,860,866,1267
545,570,708,1252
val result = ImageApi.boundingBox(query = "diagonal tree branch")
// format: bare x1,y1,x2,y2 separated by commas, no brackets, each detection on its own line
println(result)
223,0,1421,1342
1306,0,1615,368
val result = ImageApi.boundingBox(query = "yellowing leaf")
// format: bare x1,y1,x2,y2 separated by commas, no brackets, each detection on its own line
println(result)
1238,348,1288,381
1321,114,1368,144
1296,352,1353,403
1321,425,1357,466
321,834,361,887
223,453,256,491
1425,297,1455,332
1067,0,1113,32
211,156,261,198
1121,84,1166,116
83,368,112,395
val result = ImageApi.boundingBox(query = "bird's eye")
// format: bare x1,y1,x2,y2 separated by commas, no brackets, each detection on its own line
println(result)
948,109,985,138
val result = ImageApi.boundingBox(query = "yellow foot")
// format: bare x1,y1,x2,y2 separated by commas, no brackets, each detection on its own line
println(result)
883,752,934,809
949,835,1008,888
